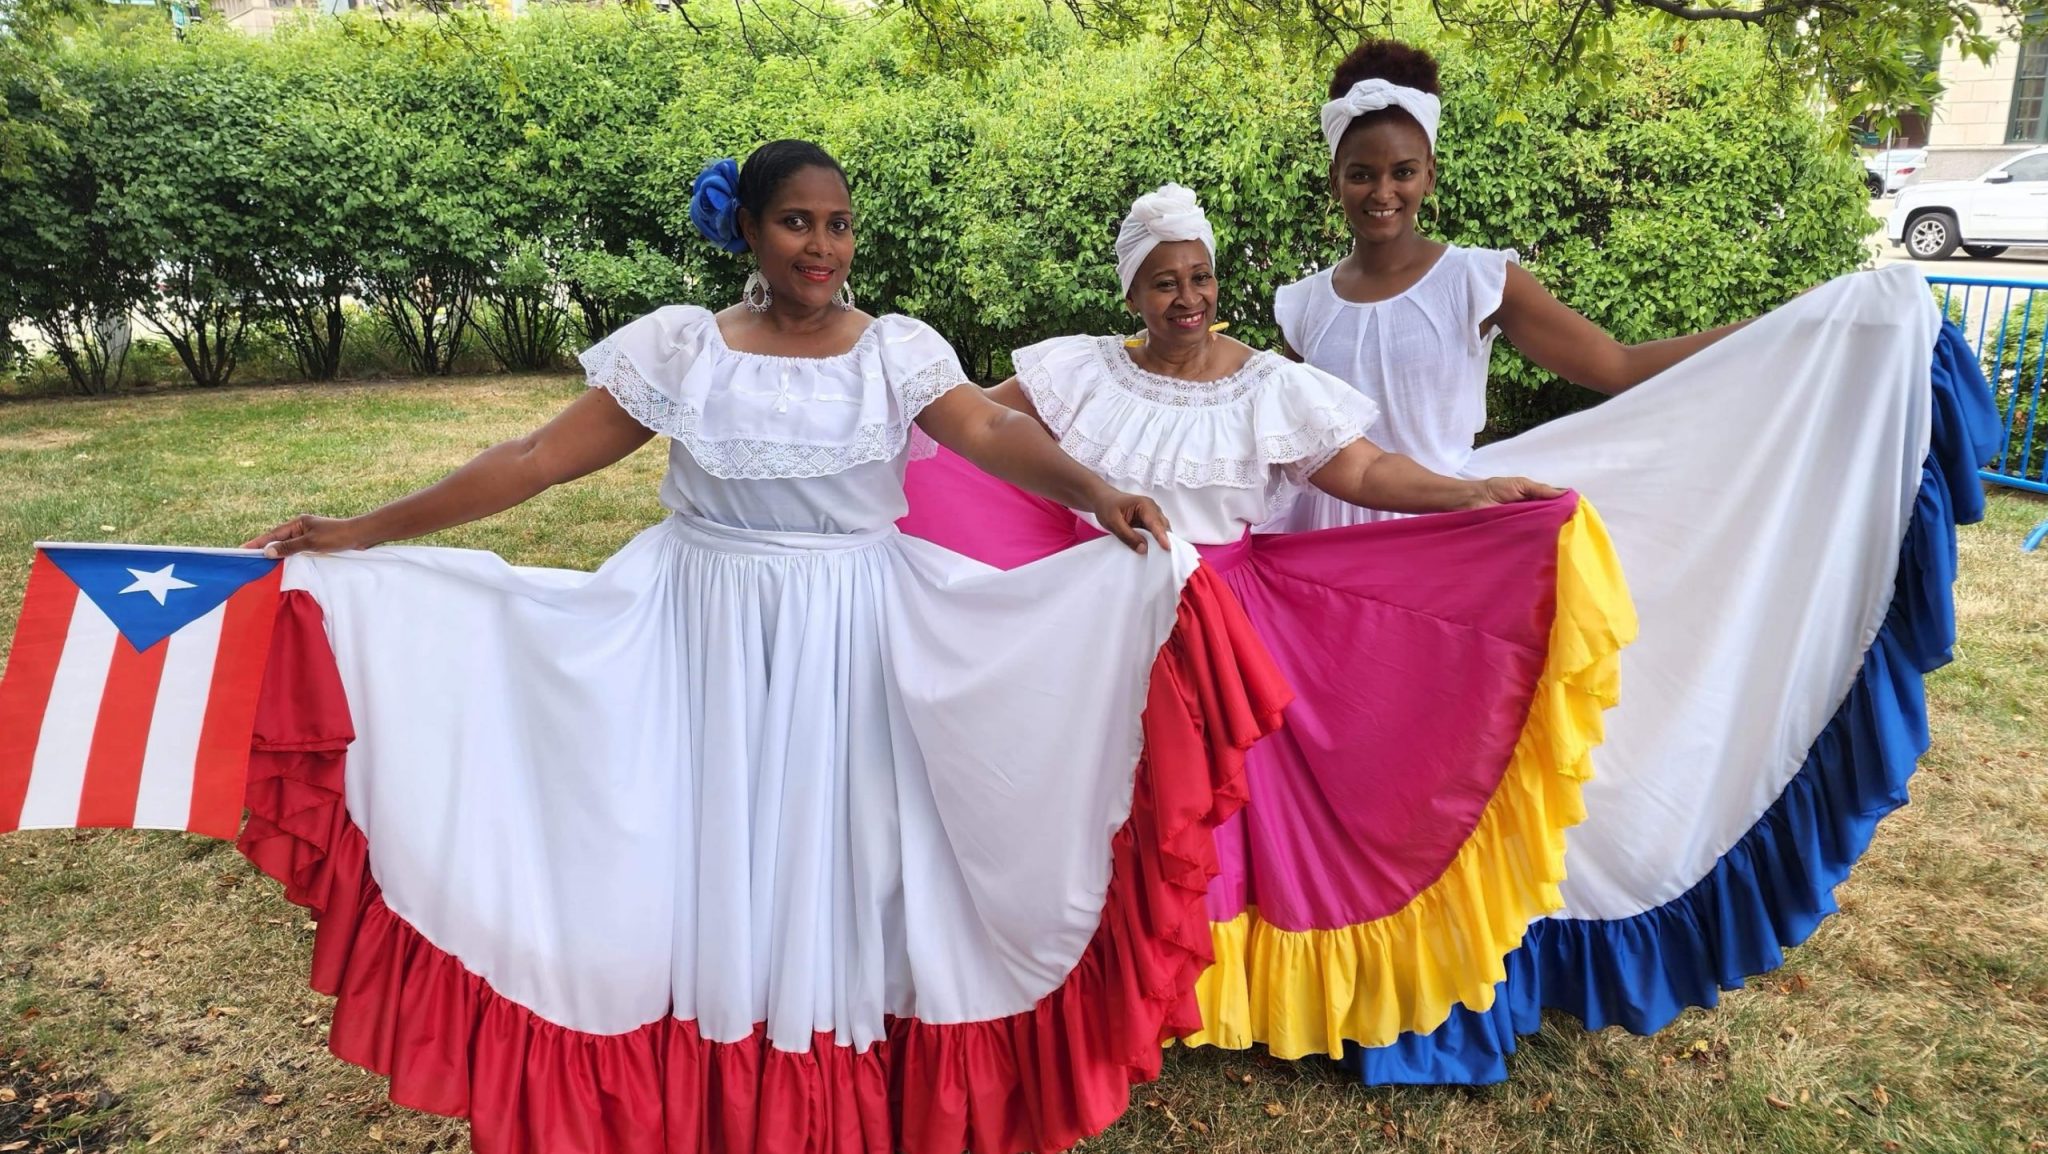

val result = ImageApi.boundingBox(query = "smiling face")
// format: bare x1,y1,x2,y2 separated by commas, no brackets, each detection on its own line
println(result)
1127,240,1218,352
738,163,855,312
1330,112,1436,246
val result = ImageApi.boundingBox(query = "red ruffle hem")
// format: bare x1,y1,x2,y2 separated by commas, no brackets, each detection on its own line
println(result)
236,569,1289,1154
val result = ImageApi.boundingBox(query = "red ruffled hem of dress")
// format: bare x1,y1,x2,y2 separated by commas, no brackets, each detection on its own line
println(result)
236,570,1288,1154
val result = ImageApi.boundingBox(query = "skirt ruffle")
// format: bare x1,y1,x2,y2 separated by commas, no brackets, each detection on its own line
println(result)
1183,501,1633,1054
897,448,1633,1057
1348,313,2002,1084
240,551,1291,1153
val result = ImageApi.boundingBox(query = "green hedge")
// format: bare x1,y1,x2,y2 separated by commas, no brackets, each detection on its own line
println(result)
0,3,1868,426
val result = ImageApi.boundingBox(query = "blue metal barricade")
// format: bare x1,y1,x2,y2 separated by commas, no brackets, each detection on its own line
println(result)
1925,276,2048,550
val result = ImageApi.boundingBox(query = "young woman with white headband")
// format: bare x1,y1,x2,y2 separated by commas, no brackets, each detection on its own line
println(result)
898,182,1639,1067
1270,39,1751,522
1275,40,1999,1091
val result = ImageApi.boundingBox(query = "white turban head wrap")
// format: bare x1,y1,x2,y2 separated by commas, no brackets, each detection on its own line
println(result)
1114,183,1216,297
1320,78,1441,157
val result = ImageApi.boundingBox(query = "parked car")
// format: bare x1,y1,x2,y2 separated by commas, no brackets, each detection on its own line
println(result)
1886,146,2048,260
1864,148,1926,196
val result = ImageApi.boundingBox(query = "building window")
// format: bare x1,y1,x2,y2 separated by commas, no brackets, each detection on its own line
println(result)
2011,38,2048,143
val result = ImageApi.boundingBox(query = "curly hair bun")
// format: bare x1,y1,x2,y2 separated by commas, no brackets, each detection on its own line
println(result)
1329,39,1441,100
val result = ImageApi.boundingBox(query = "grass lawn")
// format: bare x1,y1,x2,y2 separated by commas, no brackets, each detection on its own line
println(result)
0,375,2043,1153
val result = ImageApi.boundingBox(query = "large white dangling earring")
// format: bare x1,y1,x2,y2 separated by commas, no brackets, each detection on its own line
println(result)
834,281,856,311
743,271,772,313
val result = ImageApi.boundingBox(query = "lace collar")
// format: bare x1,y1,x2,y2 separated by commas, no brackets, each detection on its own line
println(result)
1093,337,1286,407
703,315,887,367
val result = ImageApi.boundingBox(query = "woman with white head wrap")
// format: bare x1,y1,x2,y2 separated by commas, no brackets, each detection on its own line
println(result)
999,180,1560,540
898,182,1637,1061
1115,182,1217,296
1270,38,2000,1093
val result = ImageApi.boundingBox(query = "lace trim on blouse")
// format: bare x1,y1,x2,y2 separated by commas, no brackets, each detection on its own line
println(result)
1020,339,1366,490
580,339,966,480
1035,409,1362,490
896,358,968,416
1095,337,1279,406
1279,418,1358,484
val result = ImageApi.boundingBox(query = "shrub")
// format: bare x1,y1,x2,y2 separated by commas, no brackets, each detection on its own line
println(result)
336,305,419,380
473,243,571,373
5,4,1868,430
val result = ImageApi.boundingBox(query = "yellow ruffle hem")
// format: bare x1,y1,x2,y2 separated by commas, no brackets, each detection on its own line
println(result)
1180,499,1638,1057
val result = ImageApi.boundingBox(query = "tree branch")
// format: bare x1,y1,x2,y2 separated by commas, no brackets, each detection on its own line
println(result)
1624,0,1849,24
1551,0,1596,69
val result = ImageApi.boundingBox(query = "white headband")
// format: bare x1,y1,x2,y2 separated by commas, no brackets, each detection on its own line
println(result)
1320,79,1441,156
1115,183,1216,296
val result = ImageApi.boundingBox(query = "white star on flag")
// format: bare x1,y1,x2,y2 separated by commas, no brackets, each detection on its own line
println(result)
118,564,198,606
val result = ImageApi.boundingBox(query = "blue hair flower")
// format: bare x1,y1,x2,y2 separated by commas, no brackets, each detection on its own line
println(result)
689,158,748,254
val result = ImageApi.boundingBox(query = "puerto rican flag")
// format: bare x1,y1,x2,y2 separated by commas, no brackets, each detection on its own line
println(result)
0,545,281,839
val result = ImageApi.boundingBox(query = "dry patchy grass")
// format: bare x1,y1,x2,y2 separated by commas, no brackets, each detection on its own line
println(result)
0,377,2042,1153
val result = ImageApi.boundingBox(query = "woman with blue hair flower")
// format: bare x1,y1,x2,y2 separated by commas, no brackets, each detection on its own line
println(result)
234,139,1290,1153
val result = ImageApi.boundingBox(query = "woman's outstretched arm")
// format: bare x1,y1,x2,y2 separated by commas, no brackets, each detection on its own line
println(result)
244,389,656,556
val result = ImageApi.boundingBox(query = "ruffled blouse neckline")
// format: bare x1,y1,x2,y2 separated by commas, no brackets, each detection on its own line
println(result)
703,314,887,366
1096,337,1286,407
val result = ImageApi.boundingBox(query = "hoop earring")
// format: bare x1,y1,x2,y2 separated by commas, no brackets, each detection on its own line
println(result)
743,271,771,313
834,281,856,311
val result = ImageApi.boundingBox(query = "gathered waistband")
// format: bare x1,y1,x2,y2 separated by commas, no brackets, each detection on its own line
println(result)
663,513,898,557
1192,530,1256,574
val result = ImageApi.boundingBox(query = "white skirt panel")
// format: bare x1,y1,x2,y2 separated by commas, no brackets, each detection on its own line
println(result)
281,515,1201,1050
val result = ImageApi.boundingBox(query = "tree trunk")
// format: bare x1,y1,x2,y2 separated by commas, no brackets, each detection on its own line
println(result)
144,267,251,388
371,268,474,377
568,281,626,348
270,271,349,381
35,303,131,396
475,282,567,372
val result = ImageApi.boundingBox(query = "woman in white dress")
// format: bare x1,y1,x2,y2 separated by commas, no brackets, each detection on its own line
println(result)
233,140,1294,1154
1272,41,2000,1084
1264,39,1752,529
898,185,1638,1065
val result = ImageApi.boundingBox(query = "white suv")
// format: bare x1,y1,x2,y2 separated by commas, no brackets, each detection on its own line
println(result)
1887,146,2048,260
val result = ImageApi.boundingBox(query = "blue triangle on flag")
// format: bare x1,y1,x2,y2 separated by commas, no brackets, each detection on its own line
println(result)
41,548,280,652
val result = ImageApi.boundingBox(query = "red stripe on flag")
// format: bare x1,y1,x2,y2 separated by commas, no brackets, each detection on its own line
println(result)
187,567,282,839
74,635,168,828
0,554,81,833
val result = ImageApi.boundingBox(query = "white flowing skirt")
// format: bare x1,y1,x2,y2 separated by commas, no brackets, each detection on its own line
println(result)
279,514,1202,1049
